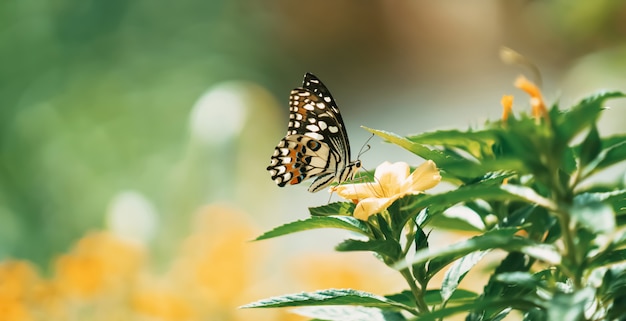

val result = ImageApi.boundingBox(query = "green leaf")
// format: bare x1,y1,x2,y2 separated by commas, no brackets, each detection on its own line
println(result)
384,289,478,308
240,289,415,312
415,297,544,321
254,216,372,241
362,126,448,163
410,185,522,223
583,139,626,178
440,159,525,182
335,239,402,260
441,251,488,304
291,306,407,321
572,193,616,234
547,288,595,321
555,90,626,144
310,202,356,216
589,248,626,270
398,228,561,272
401,228,519,273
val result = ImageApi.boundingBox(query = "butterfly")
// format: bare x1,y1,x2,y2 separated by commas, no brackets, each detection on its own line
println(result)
267,73,361,192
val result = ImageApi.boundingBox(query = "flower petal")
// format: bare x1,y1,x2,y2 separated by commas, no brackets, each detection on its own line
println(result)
332,182,380,200
375,161,410,196
353,197,395,221
403,160,441,192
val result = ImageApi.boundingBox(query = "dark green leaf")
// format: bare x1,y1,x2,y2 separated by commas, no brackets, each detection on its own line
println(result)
309,202,356,217
441,251,488,304
385,289,478,308
335,239,402,260
254,216,372,241
240,288,415,312
589,249,626,270
578,125,602,168
400,228,560,273
584,139,626,178
292,306,407,321
416,297,544,321
401,228,520,272
441,159,525,182
523,308,547,321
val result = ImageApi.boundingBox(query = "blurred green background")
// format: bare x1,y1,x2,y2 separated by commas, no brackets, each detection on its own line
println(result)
2,0,626,268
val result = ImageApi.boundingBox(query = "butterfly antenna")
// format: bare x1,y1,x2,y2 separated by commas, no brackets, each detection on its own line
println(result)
357,133,375,159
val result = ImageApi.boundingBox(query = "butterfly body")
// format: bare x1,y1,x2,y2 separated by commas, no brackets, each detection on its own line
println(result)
267,73,361,193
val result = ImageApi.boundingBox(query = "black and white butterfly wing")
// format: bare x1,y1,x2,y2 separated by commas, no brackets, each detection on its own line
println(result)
267,73,360,192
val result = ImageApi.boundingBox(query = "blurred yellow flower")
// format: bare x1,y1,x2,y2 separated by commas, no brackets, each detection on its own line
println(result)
132,286,194,321
289,252,404,294
53,231,145,299
0,261,39,321
332,161,441,220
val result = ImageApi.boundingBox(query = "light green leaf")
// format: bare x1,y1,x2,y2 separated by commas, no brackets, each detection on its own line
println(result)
291,306,406,321
519,243,561,265
547,288,595,321
495,272,540,288
555,91,626,144
362,126,448,163
240,289,415,312
254,216,372,241
572,193,616,234
500,184,557,210
406,129,498,159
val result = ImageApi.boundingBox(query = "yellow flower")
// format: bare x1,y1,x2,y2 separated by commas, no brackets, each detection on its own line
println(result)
332,161,441,220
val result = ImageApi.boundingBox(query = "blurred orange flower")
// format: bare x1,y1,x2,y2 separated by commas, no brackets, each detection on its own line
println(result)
514,75,548,121
501,95,514,122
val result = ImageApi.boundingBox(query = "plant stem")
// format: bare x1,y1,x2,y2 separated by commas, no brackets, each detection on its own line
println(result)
400,268,430,314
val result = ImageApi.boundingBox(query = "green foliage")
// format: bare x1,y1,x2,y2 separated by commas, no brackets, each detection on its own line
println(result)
245,90,626,320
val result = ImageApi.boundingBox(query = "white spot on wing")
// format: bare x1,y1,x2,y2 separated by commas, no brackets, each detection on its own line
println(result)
305,132,324,141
